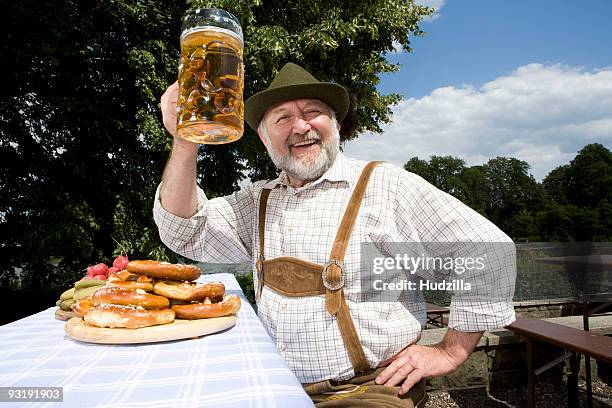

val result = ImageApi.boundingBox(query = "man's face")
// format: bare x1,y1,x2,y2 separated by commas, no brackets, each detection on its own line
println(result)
258,99,340,183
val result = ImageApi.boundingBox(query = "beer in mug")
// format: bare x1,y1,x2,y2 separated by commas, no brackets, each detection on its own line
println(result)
177,9,244,144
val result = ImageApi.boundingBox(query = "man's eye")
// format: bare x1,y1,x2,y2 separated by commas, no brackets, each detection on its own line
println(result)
276,116,290,124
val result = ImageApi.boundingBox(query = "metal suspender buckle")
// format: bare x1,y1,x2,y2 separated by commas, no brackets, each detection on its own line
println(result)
322,259,345,291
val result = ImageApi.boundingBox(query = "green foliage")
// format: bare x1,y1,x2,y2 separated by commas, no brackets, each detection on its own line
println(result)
403,144,612,241
540,143,612,241
565,143,612,208
542,164,569,204
234,271,256,307
459,166,489,215
0,0,432,292
483,157,545,233
405,155,467,199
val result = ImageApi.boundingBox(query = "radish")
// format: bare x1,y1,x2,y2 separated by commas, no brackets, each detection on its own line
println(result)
108,266,122,274
92,263,109,276
113,255,129,270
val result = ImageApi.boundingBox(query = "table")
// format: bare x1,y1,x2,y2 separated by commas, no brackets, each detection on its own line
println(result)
507,318,612,408
425,303,449,328
535,254,612,408
0,273,314,408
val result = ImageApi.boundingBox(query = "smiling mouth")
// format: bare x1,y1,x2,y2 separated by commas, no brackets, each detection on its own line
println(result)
291,140,319,148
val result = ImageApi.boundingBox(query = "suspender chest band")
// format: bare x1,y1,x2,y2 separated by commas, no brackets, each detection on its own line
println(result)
257,161,384,374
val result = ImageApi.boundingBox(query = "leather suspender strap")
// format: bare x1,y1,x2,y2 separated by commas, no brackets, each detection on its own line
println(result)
324,160,384,373
256,188,271,300
324,161,384,314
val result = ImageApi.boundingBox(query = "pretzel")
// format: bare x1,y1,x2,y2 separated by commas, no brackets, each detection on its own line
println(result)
84,304,175,328
72,298,93,317
126,260,201,281
171,295,241,319
107,270,156,291
91,287,169,310
153,281,224,302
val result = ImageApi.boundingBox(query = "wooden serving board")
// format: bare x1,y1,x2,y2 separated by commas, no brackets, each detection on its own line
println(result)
55,308,76,321
65,315,237,344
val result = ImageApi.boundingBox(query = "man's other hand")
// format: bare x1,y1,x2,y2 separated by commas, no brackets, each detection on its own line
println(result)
375,328,483,395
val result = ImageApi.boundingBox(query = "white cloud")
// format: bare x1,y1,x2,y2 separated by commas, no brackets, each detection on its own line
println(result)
343,63,612,180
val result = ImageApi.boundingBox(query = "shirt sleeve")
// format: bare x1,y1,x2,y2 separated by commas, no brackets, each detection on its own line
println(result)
153,182,259,263
392,168,516,332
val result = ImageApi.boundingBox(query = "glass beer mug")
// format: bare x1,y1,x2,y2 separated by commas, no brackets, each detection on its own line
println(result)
177,8,244,144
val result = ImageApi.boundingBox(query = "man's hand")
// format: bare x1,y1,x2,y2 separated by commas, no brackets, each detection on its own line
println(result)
161,81,180,138
375,328,483,395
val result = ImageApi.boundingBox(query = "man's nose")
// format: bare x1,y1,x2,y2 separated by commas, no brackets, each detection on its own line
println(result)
292,117,312,134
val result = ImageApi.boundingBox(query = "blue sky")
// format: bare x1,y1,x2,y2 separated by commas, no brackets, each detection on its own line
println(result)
344,0,612,180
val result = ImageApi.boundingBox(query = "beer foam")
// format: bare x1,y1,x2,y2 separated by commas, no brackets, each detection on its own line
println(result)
180,26,243,43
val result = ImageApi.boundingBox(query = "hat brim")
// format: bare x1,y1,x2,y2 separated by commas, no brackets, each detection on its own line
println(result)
245,83,349,131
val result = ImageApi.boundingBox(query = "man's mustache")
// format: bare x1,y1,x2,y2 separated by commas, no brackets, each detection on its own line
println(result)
287,130,322,147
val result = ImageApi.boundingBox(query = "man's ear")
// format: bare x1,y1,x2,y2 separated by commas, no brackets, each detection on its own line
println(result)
257,127,267,146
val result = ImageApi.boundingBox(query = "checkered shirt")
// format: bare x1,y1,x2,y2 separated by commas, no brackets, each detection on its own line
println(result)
153,153,516,383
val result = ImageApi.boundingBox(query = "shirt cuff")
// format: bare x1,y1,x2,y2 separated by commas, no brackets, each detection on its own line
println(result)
152,183,208,246
448,299,516,332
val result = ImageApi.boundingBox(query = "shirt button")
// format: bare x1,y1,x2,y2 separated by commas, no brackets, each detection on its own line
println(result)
279,344,286,352
280,302,287,310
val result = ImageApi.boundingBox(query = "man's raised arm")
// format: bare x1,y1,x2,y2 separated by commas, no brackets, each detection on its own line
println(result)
159,82,199,218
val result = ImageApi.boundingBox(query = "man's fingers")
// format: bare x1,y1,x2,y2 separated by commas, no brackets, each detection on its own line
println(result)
375,357,405,385
161,82,179,137
161,81,179,104
375,358,414,387
384,362,415,387
398,368,424,395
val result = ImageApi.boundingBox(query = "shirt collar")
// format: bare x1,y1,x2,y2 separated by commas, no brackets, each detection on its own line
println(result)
261,153,352,191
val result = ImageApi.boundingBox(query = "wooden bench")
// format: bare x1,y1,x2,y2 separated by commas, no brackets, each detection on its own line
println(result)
426,302,449,328
506,318,612,408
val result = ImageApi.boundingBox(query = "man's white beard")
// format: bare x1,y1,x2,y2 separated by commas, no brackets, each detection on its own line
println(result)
264,125,340,182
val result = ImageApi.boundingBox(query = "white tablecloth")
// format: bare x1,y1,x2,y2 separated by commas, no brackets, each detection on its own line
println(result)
0,273,314,408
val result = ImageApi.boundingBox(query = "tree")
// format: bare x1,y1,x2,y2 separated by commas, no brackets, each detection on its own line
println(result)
535,202,574,241
404,157,430,180
481,157,545,236
460,165,490,216
402,148,612,241
0,0,434,295
538,144,612,241
404,155,467,200
542,164,569,204
565,143,612,208
427,156,467,199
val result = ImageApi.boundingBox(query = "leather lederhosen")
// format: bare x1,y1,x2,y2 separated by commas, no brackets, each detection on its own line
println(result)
255,161,384,374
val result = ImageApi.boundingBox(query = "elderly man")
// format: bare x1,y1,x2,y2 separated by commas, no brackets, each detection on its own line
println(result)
155,63,516,407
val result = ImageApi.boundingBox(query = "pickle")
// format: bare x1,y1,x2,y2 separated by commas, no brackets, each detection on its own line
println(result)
74,278,106,290
59,298,75,311
73,285,102,301
59,287,75,301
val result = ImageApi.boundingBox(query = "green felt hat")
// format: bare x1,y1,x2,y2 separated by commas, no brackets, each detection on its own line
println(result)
245,62,349,130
